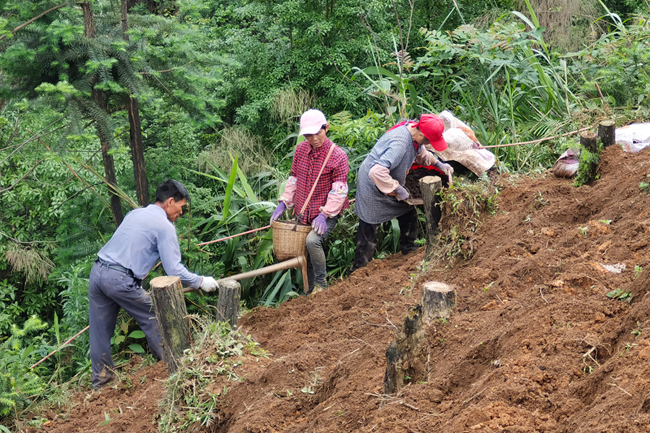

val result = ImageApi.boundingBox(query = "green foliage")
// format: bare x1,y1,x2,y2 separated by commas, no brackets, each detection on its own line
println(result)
327,111,391,195
0,280,20,335
606,288,633,303
55,265,90,354
569,11,650,109
0,316,48,418
415,12,580,171
574,146,601,187
634,265,643,279
158,317,268,432
111,317,147,355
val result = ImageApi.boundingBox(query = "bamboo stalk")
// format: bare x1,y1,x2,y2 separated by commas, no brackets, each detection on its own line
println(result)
479,127,590,149
30,326,90,369
197,225,271,246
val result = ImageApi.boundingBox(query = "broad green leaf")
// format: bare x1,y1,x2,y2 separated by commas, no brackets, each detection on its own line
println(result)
129,344,145,353
128,330,145,339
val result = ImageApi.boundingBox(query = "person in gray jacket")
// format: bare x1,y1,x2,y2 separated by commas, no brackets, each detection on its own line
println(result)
89,180,218,389
351,114,453,272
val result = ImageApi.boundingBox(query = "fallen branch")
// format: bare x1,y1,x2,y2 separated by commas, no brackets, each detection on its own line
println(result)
30,325,90,369
0,3,68,41
608,383,632,397
365,392,420,411
540,287,549,304
0,159,46,194
463,387,487,404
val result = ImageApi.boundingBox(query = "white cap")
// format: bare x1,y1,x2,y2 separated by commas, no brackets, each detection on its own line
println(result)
299,109,327,136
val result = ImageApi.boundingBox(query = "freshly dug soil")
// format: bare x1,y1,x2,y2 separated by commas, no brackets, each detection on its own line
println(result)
20,145,650,433
405,166,446,199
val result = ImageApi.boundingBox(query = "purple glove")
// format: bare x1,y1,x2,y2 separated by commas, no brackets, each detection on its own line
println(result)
394,185,410,201
311,213,327,235
270,202,286,224
434,159,454,185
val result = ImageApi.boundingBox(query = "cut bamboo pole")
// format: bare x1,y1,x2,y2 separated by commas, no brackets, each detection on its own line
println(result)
217,255,308,292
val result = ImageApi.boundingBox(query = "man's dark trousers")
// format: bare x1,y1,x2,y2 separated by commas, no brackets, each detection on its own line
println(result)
88,260,164,389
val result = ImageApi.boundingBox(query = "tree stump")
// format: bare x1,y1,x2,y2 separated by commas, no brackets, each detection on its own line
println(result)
216,279,241,327
422,282,456,324
419,176,443,258
150,276,191,374
384,305,427,394
580,131,598,152
598,120,615,148
577,131,600,185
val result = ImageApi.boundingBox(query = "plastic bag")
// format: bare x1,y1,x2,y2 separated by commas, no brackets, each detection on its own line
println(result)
615,123,650,153
432,110,496,176
552,148,580,178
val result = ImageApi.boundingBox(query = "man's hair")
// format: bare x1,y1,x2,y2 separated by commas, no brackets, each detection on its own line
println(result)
155,180,190,203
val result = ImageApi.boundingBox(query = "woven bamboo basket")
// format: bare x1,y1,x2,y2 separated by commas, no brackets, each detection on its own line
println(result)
272,220,311,261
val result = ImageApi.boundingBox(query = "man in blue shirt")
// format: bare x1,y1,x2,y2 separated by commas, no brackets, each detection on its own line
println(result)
89,180,218,389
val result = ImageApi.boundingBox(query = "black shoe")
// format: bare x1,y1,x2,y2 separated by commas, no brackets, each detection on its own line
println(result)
401,245,418,255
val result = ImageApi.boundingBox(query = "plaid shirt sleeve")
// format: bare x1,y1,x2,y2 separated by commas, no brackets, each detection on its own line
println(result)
291,140,350,224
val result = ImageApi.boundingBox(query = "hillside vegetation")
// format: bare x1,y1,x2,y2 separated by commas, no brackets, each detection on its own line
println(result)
18,144,650,432
1,0,649,430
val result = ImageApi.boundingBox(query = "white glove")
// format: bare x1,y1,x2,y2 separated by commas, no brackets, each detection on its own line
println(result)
200,276,218,292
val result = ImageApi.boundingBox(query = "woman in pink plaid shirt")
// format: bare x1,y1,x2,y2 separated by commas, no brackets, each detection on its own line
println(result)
270,109,350,294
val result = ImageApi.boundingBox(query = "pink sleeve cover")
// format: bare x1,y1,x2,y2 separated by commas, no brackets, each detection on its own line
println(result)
279,176,298,209
368,164,399,194
319,181,348,217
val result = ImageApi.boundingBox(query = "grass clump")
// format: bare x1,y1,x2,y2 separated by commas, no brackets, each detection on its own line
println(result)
158,317,269,432
436,178,500,261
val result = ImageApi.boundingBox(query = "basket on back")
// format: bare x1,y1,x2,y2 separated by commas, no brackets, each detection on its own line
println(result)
272,220,311,261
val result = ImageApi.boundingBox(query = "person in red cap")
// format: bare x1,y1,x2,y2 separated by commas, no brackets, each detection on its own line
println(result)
270,109,350,294
350,114,453,272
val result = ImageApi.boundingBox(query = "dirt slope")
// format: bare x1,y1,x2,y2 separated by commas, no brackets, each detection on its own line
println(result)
22,145,650,432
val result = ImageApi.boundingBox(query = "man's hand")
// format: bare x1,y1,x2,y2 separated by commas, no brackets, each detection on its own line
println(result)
200,276,218,292
270,202,286,224
394,185,410,201
311,213,327,235
435,160,454,186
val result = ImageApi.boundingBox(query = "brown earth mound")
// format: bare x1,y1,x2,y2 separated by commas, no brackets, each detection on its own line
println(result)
20,145,650,432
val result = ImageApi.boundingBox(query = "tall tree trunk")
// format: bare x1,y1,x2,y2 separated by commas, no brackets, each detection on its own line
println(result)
81,2,124,227
122,0,149,206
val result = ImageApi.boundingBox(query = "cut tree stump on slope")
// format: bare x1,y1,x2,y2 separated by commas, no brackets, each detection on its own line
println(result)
579,131,599,184
598,120,615,148
419,176,442,258
384,305,427,394
422,281,456,324
216,279,241,327
150,276,190,374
